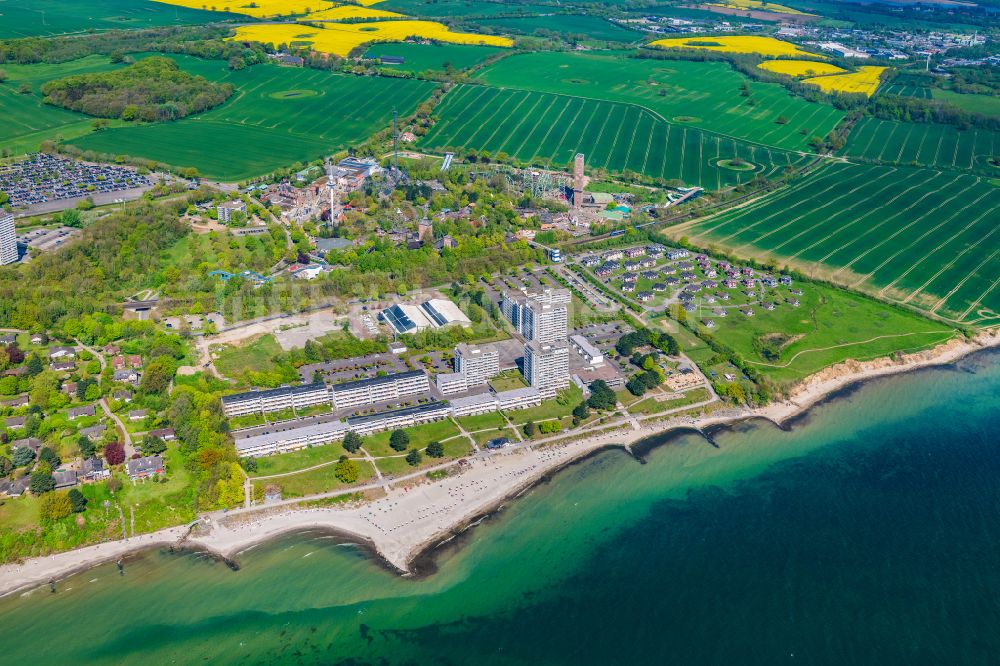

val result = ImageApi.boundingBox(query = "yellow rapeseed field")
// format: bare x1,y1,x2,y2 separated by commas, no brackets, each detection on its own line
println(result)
230,21,513,57
650,35,824,59
801,66,888,96
302,4,404,20
353,0,386,4
152,0,335,18
758,59,846,77
708,0,813,16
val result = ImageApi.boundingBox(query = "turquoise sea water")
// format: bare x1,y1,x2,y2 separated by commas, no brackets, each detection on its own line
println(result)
1,351,999,664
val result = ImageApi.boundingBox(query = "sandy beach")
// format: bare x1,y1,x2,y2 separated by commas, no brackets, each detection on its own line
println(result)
0,328,996,598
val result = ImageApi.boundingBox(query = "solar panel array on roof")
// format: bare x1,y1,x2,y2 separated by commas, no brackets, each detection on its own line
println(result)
382,304,417,334
420,301,448,327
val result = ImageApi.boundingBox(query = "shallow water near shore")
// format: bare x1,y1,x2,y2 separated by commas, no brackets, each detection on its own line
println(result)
2,351,1000,664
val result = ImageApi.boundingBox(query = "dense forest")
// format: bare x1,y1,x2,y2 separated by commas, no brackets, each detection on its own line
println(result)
41,56,233,122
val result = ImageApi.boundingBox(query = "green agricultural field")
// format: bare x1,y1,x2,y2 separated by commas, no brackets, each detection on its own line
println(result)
680,161,1000,326
843,117,999,174
879,72,934,100
364,42,505,73
881,82,933,99
420,84,810,189
475,51,844,151
790,0,983,31
0,55,125,156
931,89,1000,119
473,15,643,43
693,283,955,384
379,0,552,17
0,0,238,38
64,55,435,180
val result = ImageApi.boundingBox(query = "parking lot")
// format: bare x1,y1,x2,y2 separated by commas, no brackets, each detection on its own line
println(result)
16,225,81,253
0,153,150,208
298,352,410,384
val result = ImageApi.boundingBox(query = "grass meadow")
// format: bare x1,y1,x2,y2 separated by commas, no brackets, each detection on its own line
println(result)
693,282,955,384
474,51,843,151
420,84,810,189
680,161,1000,326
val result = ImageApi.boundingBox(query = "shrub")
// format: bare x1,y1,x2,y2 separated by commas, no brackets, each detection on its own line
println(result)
104,442,126,466
68,488,88,513
334,456,360,483
40,492,73,522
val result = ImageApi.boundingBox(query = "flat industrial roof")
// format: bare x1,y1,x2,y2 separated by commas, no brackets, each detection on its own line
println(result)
570,334,603,359
421,298,471,327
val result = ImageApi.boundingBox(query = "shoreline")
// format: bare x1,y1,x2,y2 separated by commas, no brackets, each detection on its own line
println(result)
0,329,996,599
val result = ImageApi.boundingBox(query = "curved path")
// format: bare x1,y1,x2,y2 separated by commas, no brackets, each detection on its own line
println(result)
75,339,136,456
745,330,957,369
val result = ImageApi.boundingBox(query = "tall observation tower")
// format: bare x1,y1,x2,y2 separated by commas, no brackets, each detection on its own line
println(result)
573,153,585,209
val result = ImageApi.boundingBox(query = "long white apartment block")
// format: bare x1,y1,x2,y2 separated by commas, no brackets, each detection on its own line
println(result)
0,212,17,266
233,383,547,458
345,402,450,436
449,392,498,417
234,401,450,457
221,371,430,417
221,382,330,418
330,370,429,410
234,415,349,457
